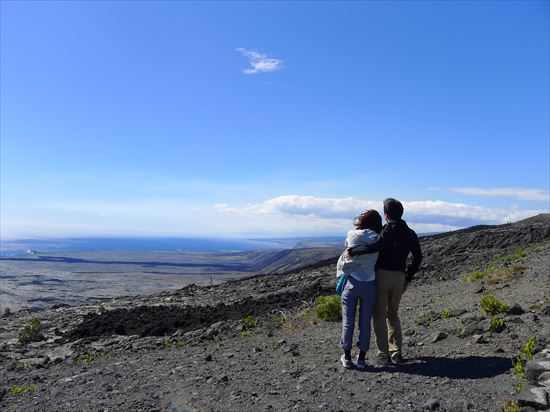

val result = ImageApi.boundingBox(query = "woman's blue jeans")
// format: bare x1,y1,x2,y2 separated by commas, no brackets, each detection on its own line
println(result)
340,276,377,352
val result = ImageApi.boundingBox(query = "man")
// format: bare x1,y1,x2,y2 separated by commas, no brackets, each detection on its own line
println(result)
346,198,422,365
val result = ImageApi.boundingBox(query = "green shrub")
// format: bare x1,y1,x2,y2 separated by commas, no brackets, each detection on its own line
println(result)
441,310,451,319
163,339,186,349
512,336,537,379
242,315,257,330
75,353,95,363
163,340,175,349
240,330,250,337
503,399,519,412
490,316,505,332
466,269,488,282
315,295,341,321
8,384,38,397
17,317,44,344
512,356,526,379
498,249,527,264
272,312,286,323
10,384,26,396
480,295,509,316
522,336,536,360
75,347,117,363
4,307,11,316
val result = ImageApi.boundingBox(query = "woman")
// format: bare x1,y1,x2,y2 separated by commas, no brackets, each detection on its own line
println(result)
337,209,382,369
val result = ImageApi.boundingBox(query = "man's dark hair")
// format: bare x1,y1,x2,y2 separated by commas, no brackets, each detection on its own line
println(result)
383,198,404,220
354,209,383,233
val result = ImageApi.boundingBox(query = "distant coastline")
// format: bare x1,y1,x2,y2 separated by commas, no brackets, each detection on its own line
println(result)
0,236,345,257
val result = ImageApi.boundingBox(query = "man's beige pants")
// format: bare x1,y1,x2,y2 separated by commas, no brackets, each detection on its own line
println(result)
373,268,405,358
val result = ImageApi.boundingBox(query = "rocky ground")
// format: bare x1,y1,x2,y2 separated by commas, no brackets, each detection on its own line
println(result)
1,215,549,411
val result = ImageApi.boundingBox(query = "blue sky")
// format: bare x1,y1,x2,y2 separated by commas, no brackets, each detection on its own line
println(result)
1,0,549,239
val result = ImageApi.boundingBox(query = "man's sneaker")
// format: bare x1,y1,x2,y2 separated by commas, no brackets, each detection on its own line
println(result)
356,357,367,370
374,355,393,367
340,354,354,369
391,353,407,364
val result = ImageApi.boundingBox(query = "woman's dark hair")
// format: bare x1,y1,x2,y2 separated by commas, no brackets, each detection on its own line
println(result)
354,209,383,233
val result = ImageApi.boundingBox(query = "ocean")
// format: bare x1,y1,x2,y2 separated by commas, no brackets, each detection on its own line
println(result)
0,236,344,257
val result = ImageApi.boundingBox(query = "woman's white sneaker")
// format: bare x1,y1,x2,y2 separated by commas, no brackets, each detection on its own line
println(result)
340,354,354,369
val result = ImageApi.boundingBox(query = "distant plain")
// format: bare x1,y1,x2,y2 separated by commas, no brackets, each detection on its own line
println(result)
0,237,343,311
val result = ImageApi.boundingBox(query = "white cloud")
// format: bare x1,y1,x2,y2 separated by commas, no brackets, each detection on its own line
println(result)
216,195,546,230
236,48,283,74
2,194,545,240
444,187,549,202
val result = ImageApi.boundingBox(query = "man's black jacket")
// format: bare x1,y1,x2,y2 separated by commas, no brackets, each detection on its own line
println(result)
348,219,422,282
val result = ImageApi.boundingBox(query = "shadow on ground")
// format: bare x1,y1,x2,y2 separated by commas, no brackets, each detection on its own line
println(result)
376,356,512,379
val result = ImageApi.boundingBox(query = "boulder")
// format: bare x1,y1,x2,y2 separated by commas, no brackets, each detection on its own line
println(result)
518,385,549,409
508,304,525,315
460,320,489,337
431,332,448,343
525,360,550,382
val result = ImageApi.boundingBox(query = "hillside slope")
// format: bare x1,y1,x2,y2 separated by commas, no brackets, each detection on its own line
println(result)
1,215,549,411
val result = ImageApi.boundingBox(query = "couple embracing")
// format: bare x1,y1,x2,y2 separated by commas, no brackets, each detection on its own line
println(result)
336,198,423,369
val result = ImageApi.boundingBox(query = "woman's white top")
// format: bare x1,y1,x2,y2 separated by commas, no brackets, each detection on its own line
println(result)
336,229,379,282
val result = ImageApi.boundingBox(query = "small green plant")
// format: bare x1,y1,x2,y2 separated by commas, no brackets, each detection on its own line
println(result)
4,307,11,316
512,336,537,379
240,330,250,337
76,353,95,363
503,399,519,412
522,336,536,360
441,310,451,319
498,249,527,264
480,295,510,316
163,339,186,349
513,382,525,394
18,317,44,344
8,384,38,397
272,312,286,323
315,295,341,321
10,384,26,396
75,347,117,363
97,303,106,314
490,316,505,333
454,325,463,336
512,356,526,379
242,315,257,330
466,268,489,282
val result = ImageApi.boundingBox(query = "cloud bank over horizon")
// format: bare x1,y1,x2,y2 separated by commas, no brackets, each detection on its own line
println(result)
2,193,546,240
215,195,545,230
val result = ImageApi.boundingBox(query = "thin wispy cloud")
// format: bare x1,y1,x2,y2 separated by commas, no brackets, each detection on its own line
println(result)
236,48,283,74
445,187,549,202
